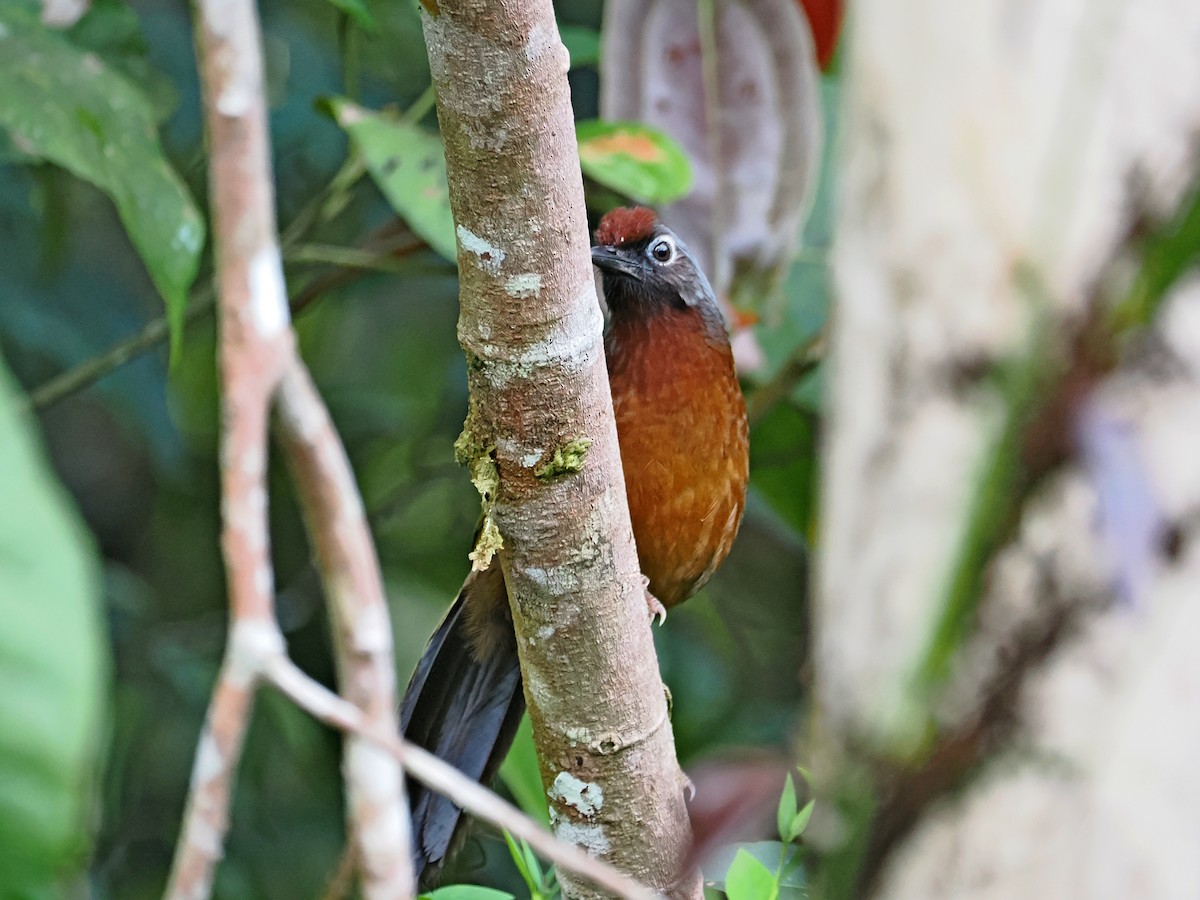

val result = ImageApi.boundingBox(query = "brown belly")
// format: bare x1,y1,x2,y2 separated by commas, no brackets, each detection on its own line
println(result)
606,310,749,608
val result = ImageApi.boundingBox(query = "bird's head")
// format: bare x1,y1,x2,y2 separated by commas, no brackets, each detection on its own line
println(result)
591,207,723,327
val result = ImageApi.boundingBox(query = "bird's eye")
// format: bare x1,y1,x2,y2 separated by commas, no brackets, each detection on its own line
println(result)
649,238,675,263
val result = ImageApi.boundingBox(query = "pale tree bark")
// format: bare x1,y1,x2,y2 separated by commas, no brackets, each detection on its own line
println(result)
419,3,696,897
812,0,1200,896
166,0,412,896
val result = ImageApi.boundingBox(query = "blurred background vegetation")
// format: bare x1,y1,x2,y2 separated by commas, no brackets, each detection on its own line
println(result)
0,0,835,896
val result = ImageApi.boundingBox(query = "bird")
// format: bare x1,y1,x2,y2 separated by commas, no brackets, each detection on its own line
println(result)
400,206,750,886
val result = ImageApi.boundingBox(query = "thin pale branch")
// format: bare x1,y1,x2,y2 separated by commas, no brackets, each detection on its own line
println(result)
274,360,414,896
165,0,292,890
262,656,661,900
167,621,283,900
165,0,412,895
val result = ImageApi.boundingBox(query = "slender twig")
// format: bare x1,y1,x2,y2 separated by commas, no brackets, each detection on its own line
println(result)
287,241,425,272
400,83,437,125
745,330,825,425
164,0,294,884
25,286,214,410
25,148,369,414
262,656,661,900
274,361,413,896
167,622,282,900
24,231,417,412
165,0,413,894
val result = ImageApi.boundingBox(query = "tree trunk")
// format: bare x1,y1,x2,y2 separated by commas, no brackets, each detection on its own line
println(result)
813,0,1200,896
419,3,696,897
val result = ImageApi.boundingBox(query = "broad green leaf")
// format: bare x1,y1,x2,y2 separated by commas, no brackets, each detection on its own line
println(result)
420,887,515,900
560,26,599,68
327,97,458,262
499,714,549,826
0,5,204,359
723,849,778,900
705,842,806,899
326,0,378,33
67,0,179,122
0,357,108,890
777,773,798,842
0,129,34,164
576,120,693,205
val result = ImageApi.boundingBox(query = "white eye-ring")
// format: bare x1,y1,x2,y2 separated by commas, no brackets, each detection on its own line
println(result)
648,236,675,264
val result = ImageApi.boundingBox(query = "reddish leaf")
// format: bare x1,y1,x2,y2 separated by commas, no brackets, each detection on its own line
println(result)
796,0,843,70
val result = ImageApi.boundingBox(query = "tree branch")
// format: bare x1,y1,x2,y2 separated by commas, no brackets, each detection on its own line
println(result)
274,362,413,896
165,0,412,896
22,152,373,413
421,3,696,897
261,655,661,900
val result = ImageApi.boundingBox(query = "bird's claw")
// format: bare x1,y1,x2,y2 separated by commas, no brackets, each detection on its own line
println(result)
643,579,667,625
680,770,696,802
647,594,668,625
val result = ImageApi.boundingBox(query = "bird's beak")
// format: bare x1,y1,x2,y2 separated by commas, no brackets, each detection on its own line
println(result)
591,245,644,278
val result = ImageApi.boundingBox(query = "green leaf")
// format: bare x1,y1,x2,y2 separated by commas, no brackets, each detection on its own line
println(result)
420,887,515,900
724,849,779,900
0,356,108,890
503,833,534,891
499,714,549,826
326,0,378,33
788,800,815,842
560,26,599,68
777,773,798,842
0,6,204,359
523,841,546,896
503,833,550,898
776,772,815,842
705,842,806,899
326,97,457,262
576,120,693,205
67,0,179,122
0,128,34,164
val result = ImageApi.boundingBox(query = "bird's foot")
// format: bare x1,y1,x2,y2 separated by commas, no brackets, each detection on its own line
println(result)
642,577,667,625
679,770,696,802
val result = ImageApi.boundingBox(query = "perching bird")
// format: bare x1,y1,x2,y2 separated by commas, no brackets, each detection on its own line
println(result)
400,206,750,885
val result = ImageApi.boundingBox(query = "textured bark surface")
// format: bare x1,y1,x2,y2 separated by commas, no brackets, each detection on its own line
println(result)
876,311,1200,897
820,0,1200,748
167,0,412,896
814,0,1200,895
420,3,695,897
166,2,295,895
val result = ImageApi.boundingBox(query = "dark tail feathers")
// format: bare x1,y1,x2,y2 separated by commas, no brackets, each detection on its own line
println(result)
400,567,525,887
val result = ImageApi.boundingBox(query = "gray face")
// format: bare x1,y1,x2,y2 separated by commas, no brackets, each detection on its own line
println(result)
591,225,720,315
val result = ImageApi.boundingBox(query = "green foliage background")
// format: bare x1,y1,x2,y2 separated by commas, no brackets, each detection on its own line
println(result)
0,0,827,896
